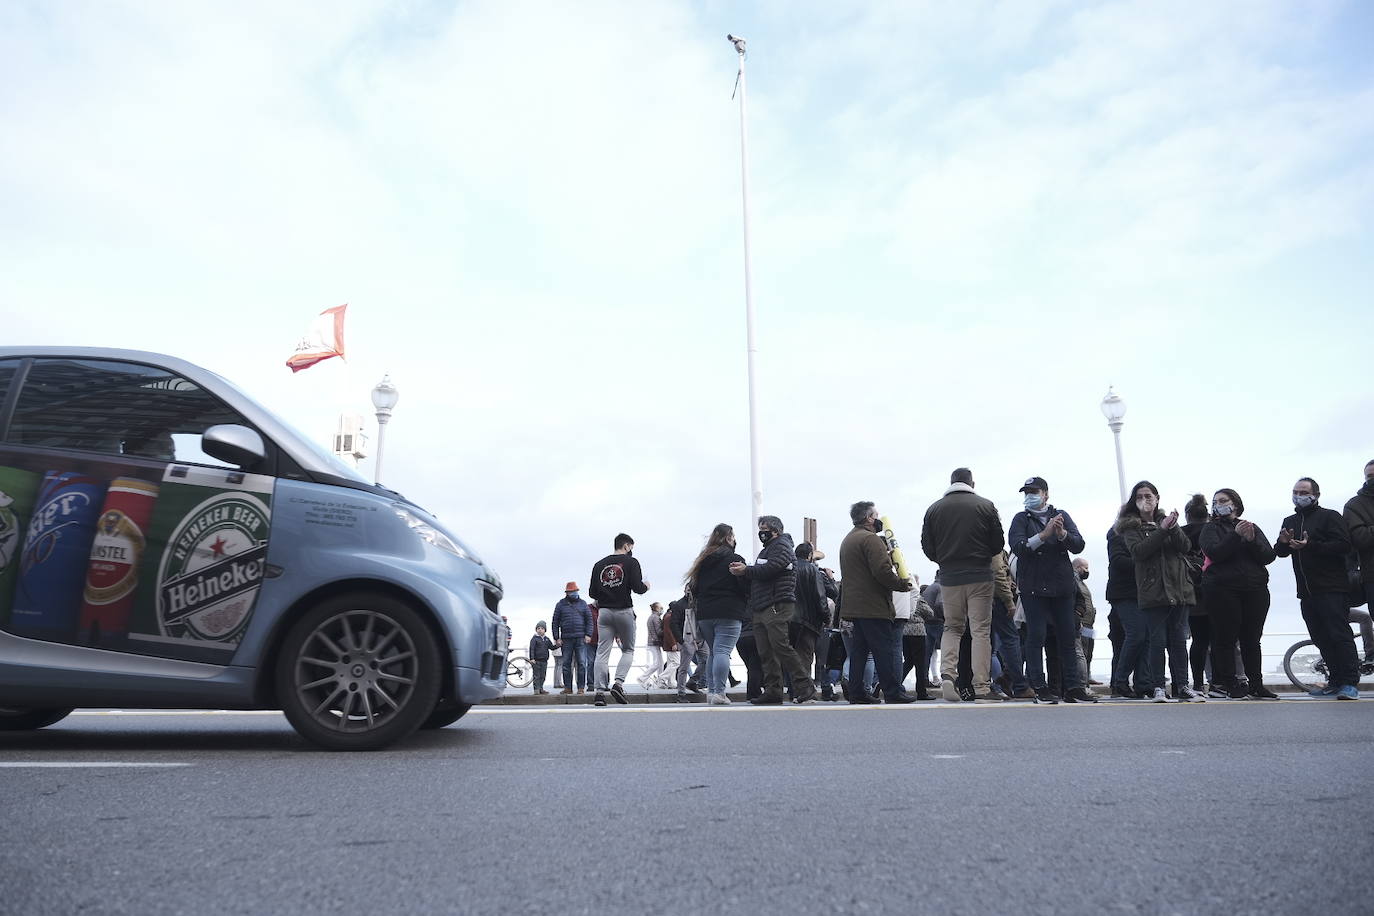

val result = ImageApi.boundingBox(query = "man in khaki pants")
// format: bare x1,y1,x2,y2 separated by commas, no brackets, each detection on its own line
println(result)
921,468,1007,702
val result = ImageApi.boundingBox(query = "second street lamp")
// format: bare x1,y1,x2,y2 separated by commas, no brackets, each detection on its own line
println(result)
1100,386,1127,504
371,374,399,486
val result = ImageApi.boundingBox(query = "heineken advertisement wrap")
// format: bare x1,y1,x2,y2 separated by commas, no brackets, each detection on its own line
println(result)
127,466,273,653
0,462,274,659
0,466,42,631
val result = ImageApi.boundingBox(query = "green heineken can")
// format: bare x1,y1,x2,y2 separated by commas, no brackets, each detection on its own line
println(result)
0,465,42,629
126,465,274,657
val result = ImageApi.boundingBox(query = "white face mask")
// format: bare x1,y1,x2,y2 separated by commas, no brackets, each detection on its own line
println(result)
1136,498,1155,515
1212,503,1233,517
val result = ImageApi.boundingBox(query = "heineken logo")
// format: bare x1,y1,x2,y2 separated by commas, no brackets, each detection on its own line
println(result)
156,493,271,643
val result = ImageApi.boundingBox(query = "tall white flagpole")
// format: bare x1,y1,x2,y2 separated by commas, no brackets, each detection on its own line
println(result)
729,34,763,534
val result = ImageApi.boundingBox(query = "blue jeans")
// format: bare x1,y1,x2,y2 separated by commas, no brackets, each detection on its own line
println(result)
1166,605,1191,688
696,618,742,695
992,598,1028,693
560,638,587,688
1110,600,1149,691
849,618,903,699
841,630,876,694
1022,593,1083,692
580,642,596,688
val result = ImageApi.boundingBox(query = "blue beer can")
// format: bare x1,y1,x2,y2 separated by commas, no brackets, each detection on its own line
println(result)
10,471,107,641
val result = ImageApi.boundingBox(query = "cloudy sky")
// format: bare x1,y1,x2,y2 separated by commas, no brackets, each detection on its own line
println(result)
3,0,1371,661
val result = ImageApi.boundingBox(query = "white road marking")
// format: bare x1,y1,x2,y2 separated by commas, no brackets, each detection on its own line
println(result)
930,754,965,759
0,762,191,768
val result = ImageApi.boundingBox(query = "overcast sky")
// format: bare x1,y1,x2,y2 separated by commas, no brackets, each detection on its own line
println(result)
3,0,1371,661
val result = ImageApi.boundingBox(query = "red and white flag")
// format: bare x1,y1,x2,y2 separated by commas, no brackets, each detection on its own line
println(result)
286,304,348,372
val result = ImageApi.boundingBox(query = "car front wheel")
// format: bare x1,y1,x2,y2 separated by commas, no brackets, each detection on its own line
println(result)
420,700,471,730
276,594,441,751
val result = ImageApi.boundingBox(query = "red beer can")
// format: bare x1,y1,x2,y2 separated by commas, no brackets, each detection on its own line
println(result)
79,477,160,644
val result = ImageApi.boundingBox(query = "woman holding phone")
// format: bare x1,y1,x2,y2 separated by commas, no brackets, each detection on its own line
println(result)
1113,481,1198,703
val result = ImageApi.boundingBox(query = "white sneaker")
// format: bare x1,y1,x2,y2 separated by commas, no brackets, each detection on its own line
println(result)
1178,685,1206,703
1151,687,1170,703
707,693,730,706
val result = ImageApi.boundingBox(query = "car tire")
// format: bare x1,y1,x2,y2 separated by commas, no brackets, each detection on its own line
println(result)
276,593,442,751
0,707,74,730
419,700,471,730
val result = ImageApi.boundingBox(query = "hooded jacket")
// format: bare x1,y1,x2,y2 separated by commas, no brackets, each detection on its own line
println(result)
741,532,798,613
1199,517,1276,591
920,483,1005,585
529,632,553,661
838,524,912,620
551,597,592,642
1009,505,1085,598
692,547,751,622
1344,478,1374,586
1114,513,1196,609
1275,503,1352,598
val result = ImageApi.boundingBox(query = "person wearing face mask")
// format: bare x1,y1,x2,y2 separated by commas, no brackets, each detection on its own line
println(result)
838,501,917,704
552,582,593,695
1276,478,1359,699
1344,460,1374,663
1199,488,1277,699
729,516,814,704
1071,557,1098,688
1112,481,1196,703
1008,477,1094,704
685,524,750,705
1179,495,1215,695
589,533,651,706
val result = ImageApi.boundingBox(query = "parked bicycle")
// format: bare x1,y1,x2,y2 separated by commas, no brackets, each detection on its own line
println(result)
1282,625,1374,692
506,655,533,689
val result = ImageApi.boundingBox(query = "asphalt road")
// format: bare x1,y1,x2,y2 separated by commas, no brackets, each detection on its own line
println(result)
2,699,1372,915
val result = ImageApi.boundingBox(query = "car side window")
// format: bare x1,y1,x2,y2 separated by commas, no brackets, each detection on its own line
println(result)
8,358,252,467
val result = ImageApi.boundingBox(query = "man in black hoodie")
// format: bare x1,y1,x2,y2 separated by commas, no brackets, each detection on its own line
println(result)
1276,478,1358,699
589,533,651,706
730,516,815,704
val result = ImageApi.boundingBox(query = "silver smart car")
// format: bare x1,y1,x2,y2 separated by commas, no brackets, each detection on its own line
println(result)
0,348,507,749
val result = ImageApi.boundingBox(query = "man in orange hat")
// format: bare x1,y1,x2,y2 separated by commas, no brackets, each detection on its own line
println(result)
552,581,593,694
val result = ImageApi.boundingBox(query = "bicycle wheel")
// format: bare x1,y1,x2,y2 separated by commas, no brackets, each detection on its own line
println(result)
1283,639,1328,692
506,655,533,689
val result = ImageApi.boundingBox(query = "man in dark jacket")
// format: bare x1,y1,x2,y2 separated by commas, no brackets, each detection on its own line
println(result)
1277,478,1359,698
1008,476,1093,704
589,533,651,706
1345,460,1374,655
551,582,592,695
838,501,916,704
921,468,1006,702
730,516,815,704
790,542,837,697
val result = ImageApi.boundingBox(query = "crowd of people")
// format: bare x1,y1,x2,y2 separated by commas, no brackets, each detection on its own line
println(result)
529,460,1374,707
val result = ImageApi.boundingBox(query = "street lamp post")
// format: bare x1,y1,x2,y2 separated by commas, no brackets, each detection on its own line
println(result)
1100,386,1127,504
371,374,399,485
729,33,764,533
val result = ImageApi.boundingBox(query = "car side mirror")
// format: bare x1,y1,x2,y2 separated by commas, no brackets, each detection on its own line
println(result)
202,424,266,468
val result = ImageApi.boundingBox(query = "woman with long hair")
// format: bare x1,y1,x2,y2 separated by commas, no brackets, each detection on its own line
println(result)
1199,488,1278,699
686,523,750,705
1112,481,1198,702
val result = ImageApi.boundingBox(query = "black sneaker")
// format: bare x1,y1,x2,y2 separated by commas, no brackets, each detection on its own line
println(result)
885,692,918,705
593,692,607,707
686,679,706,695
1249,685,1281,700
821,685,835,702
1064,687,1098,704
1035,687,1060,705
609,682,629,705
749,694,784,706
957,686,975,702
1110,685,1135,698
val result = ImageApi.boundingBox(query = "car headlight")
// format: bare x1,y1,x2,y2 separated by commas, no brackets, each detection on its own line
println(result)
394,505,479,564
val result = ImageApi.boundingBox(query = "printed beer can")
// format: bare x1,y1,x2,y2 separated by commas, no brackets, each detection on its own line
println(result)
10,471,108,641
78,477,161,644
0,465,43,629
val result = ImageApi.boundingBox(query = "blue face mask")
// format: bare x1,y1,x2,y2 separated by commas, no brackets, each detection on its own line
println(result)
566,592,580,601
1023,493,1043,510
